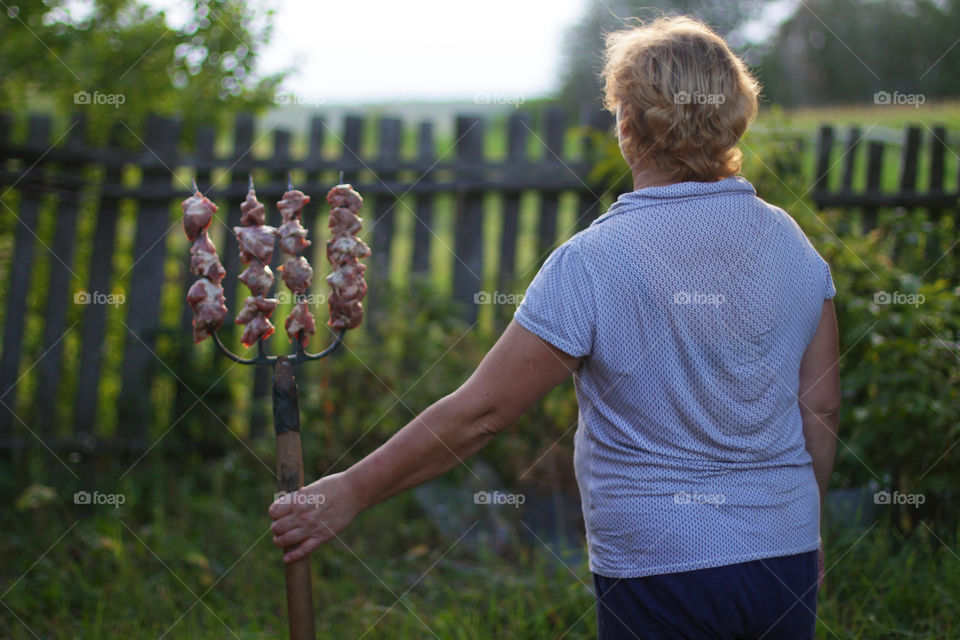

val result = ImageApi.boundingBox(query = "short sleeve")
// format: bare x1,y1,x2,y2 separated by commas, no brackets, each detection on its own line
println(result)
514,241,596,357
822,258,837,300
802,232,836,300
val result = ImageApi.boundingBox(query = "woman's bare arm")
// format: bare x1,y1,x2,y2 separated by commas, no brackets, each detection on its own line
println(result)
798,299,841,507
269,320,581,561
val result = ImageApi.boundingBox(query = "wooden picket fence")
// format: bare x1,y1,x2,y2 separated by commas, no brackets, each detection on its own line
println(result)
811,123,960,226
5,113,954,456
0,107,614,453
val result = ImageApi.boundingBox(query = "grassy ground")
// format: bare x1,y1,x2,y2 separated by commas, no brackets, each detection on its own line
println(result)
2,455,958,639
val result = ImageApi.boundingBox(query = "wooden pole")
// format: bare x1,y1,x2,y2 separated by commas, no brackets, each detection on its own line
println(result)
273,357,316,640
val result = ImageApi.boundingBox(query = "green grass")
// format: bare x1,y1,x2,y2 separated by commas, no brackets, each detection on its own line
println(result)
2,455,958,639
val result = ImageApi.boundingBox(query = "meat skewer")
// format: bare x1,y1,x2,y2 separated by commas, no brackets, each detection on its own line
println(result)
182,182,227,343
235,177,279,348
277,176,318,345
325,182,370,329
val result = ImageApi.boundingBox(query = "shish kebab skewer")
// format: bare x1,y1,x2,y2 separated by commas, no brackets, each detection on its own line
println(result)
325,179,370,329
277,175,316,344
183,179,227,343
234,177,279,347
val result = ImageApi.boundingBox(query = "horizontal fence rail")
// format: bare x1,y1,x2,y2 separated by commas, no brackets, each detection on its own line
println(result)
811,123,960,228
0,107,615,454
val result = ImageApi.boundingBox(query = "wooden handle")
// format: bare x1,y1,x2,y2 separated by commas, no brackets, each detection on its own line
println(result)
275,359,316,640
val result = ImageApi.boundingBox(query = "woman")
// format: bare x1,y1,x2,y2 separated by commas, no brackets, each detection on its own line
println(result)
269,16,839,639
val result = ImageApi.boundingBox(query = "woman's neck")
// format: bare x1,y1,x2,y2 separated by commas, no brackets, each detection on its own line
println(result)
631,165,679,191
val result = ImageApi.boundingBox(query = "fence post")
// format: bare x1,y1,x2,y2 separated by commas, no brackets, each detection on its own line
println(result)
118,115,182,440
368,117,402,326
0,115,51,440
499,112,529,290
35,113,87,436
840,126,860,193
304,116,326,243
863,141,885,233
221,114,255,343
453,115,485,323
74,123,124,441
536,107,566,264
493,112,530,330
411,122,435,277
576,108,613,233
925,126,948,270
892,126,922,260
813,125,834,195
340,115,364,186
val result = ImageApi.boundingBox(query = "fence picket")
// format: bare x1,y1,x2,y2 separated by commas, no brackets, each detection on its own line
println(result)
74,123,124,439
368,117,401,325
117,115,182,438
840,127,860,193
411,122,435,276
453,115,485,323
863,141,885,232
35,114,86,434
0,115,52,438
536,107,565,263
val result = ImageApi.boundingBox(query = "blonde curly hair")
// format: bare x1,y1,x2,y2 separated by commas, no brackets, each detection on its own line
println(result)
601,16,761,182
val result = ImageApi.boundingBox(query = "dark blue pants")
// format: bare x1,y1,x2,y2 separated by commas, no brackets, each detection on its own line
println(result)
593,551,818,640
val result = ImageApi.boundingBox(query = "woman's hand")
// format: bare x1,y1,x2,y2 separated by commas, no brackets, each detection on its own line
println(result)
268,471,367,563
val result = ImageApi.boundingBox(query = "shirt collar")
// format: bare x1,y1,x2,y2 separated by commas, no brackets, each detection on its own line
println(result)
591,176,757,227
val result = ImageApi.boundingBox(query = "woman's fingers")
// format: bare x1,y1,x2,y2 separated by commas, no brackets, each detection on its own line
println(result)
271,514,298,536
273,527,307,548
268,494,295,519
284,536,325,563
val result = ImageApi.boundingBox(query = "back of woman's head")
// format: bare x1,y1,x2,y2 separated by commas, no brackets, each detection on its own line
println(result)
602,16,761,182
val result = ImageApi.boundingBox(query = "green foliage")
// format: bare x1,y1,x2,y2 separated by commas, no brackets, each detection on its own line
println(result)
0,0,284,141
808,212,960,523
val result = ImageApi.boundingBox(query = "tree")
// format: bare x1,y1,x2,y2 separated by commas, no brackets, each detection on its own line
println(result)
0,0,284,142
756,0,960,106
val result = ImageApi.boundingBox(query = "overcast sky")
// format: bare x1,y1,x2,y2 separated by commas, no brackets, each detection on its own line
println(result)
143,0,792,105
255,0,587,103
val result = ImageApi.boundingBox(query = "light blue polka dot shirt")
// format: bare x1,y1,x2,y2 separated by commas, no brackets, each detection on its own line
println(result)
514,176,836,578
